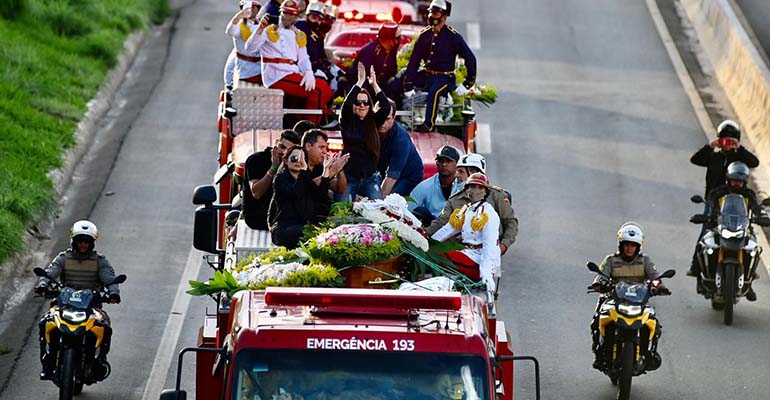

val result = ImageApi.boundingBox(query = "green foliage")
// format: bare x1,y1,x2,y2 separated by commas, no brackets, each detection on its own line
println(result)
187,264,343,298
187,269,242,298
0,0,170,266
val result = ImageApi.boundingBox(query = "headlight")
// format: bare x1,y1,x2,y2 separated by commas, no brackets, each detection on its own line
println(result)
60,307,87,324
721,229,744,239
617,304,643,317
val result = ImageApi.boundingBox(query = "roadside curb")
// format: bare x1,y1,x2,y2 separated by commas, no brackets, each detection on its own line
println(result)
0,31,147,327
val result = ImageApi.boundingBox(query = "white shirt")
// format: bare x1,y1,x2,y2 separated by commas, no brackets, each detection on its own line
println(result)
431,201,501,289
244,23,312,87
225,19,262,80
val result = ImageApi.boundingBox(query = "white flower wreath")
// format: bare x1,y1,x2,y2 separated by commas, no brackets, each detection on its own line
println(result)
353,194,430,251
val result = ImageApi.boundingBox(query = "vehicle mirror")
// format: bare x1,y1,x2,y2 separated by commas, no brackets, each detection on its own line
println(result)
690,195,704,204
107,275,127,286
194,206,219,254
754,216,770,227
392,7,403,23
658,269,676,279
762,198,770,207
192,185,217,205
33,267,48,278
689,214,709,224
159,389,187,400
586,261,600,273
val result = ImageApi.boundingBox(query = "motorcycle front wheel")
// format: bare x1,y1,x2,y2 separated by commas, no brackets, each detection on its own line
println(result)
59,348,75,400
723,264,736,325
617,341,634,400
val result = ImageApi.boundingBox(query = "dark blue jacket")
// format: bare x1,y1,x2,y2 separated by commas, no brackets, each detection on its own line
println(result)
296,20,332,76
405,25,476,90
379,122,424,182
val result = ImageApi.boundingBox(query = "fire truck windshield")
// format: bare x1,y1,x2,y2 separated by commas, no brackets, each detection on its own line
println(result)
231,349,489,400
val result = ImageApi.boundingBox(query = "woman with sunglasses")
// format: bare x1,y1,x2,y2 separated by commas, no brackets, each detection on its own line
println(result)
336,62,382,202
267,145,341,248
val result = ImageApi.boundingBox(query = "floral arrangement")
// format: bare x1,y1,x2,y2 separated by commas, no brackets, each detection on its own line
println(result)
306,223,403,267
234,261,341,290
353,194,429,251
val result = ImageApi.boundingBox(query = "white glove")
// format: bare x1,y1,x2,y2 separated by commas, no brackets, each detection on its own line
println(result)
314,69,327,79
330,64,342,77
455,85,469,96
404,89,416,98
300,70,316,91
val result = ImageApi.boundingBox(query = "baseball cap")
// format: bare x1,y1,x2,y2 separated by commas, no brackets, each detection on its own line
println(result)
435,145,460,162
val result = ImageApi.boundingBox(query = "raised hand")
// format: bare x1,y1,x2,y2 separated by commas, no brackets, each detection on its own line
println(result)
356,62,366,87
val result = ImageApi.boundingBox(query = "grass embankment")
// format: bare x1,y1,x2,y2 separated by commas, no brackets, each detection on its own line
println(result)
0,0,169,265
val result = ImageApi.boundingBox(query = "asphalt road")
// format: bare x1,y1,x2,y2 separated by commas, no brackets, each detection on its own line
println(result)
3,0,770,399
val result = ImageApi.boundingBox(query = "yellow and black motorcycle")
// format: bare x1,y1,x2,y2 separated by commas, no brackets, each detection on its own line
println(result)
34,267,126,400
587,262,675,400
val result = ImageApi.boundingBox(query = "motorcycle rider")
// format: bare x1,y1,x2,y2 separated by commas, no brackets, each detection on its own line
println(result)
34,220,122,381
589,222,669,370
690,120,759,198
692,161,767,301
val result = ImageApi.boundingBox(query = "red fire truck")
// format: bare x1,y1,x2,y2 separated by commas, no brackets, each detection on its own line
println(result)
167,188,541,400
159,286,539,400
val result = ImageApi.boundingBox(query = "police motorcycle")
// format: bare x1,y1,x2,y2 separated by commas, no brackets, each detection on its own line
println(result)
34,267,126,400
586,262,675,400
690,193,770,325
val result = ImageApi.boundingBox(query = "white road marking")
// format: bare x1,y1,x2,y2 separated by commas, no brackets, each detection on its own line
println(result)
141,247,204,400
467,22,481,50
645,0,770,276
476,123,492,154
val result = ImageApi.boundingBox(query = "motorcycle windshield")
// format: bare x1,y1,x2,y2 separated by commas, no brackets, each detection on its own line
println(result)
231,350,489,400
719,194,749,232
614,282,648,305
57,287,94,309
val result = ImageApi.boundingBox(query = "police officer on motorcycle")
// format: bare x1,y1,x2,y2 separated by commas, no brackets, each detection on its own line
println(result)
590,222,669,370
34,220,122,380
690,162,767,300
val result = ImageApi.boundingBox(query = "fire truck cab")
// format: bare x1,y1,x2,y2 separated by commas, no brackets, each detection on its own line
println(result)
160,287,539,400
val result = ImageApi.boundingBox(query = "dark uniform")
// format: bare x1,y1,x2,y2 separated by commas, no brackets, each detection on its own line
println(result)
404,24,476,131
296,21,334,80
340,39,402,100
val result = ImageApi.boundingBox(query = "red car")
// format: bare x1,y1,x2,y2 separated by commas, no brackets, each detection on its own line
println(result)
325,22,420,68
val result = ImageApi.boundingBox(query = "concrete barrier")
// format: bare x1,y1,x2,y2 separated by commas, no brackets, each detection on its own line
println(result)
680,0,770,176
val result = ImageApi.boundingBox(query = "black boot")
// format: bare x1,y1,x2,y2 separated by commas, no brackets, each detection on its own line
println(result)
746,287,757,302
686,260,700,277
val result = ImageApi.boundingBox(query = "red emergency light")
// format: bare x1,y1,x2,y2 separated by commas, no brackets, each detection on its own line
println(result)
264,287,462,310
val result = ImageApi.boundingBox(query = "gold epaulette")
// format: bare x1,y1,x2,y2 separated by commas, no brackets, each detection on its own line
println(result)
295,30,307,48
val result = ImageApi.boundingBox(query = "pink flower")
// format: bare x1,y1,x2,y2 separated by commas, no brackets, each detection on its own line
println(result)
328,234,339,245
362,235,373,246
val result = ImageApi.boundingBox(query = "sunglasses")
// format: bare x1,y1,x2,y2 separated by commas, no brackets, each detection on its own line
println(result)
353,100,370,106
289,154,302,163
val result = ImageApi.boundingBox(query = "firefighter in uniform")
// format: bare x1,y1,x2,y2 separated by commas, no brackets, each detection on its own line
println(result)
339,22,403,101
245,0,333,125
404,0,477,132
589,222,669,370
34,220,122,380
295,2,341,91
225,0,264,84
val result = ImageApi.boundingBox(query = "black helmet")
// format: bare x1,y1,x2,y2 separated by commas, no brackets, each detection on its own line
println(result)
726,161,749,183
717,120,741,140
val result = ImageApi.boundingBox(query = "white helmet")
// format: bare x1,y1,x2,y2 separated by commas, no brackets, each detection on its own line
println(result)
457,153,486,174
70,220,98,241
616,221,643,248
428,0,451,15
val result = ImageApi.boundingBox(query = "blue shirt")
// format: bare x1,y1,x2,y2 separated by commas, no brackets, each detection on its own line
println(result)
409,174,460,218
379,122,423,181
405,25,477,90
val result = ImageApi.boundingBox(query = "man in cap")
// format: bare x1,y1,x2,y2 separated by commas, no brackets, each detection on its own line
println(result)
296,2,342,91
426,153,518,255
245,0,333,125
409,145,462,224
225,0,264,84
404,0,476,132
339,22,404,101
